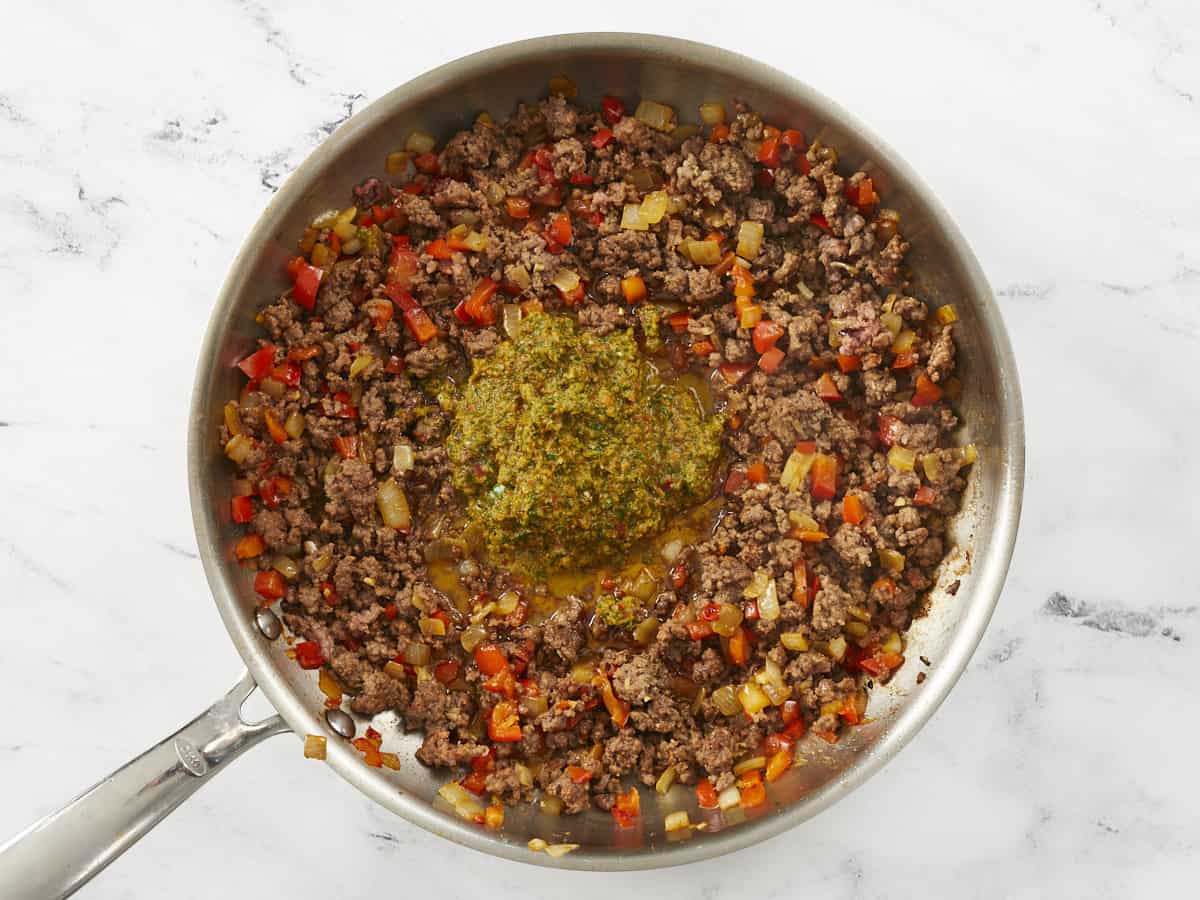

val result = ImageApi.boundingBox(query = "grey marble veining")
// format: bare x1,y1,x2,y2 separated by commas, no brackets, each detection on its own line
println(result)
1,0,1197,896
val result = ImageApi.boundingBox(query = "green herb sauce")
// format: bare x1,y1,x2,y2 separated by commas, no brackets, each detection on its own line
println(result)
446,312,723,575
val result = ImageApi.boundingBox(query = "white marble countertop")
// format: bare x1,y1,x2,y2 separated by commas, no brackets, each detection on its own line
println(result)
2,1,1197,896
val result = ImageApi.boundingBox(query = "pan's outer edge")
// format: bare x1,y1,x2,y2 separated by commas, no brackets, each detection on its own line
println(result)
187,32,1025,871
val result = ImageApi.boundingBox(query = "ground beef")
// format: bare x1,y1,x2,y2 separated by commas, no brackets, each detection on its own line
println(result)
220,92,971,820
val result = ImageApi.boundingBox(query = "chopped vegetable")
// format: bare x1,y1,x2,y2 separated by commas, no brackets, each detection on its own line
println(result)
936,304,959,325
234,533,265,560
294,641,323,669
633,99,675,132
620,204,647,231
611,786,640,827
303,734,327,760
488,701,522,742
376,479,411,531
736,221,764,259
888,445,916,472
815,373,842,402
664,810,692,832
842,494,867,525
237,346,276,381
911,372,943,407
810,454,838,500
254,569,285,601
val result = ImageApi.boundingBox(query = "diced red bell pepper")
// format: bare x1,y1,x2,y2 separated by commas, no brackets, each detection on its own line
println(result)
473,644,508,676
810,453,838,500
781,128,806,149
751,321,785,353
230,495,254,523
433,661,461,684
667,311,691,334
488,702,522,742
815,372,842,402
710,123,730,142
504,196,531,219
329,391,358,419
254,569,285,601
746,461,768,483
320,581,338,606
287,345,320,363
913,485,937,507
463,277,499,326
546,213,572,247
837,354,861,373
737,770,766,808
719,362,754,385
758,136,781,168
611,786,640,828
569,172,594,185
591,127,614,149
877,414,903,447
686,621,713,640
842,494,867,525
382,603,398,619
483,667,517,699
728,626,750,666
364,298,394,330
600,95,625,125
758,346,785,373
892,350,917,370
387,246,420,289
400,302,438,344
294,641,324,669
566,765,593,784
234,533,265,559
425,238,453,260
413,152,439,175
724,468,746,494
237,346,276,381
269,362,301,387
699,602,722,622
291,263,323,310
809,213,832,234
911,372,943,407
696,778,719,809
460,771,488,795
594,673,628,729
263,411,288,444
332,434,358,459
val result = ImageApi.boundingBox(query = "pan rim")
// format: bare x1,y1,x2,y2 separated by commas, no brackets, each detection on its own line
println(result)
187,31,1025,871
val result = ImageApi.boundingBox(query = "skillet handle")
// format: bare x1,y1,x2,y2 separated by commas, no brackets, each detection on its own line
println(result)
0,670,288,900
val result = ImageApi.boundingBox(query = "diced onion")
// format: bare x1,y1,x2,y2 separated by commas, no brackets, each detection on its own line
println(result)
656,766,678,795
780,447,817,490
733,755,767,776
540,795,563,816
419,617,446,637
883,631,904,655
670,124,699,146
736,221,764,259
340,238,362,256
742,569,770,600
377,479,411,530
349,352,374,379
891,329,917,353
571,661,595,684
796,281,815,301
664,810,691,832
888,446,916,472
544,843,579,859
626,167,659,192
879,311,903,338
551,269,580,294
633,99,676,132
318,668,342,701
712,684,740,716
757,577,780,621
528,838,548,852
310,208,340,229
961,443,979,464
844,621,869,638
470,601,495,625
711,602,744,638
384,660,407,680
736,682,771,715
406,131,436,154
502,303,523,339
505,263,531,290
633,617,660,645
393,444,414,474
921,453,941,482
385,151,410,175
661,539,684,563
698,102,726,125
224,434,252,464
303,734,327,760
639,191,670,225
880,549,906,573
717,785,742,810
404,642,431,666
826,636,847,662
936,304,959,325
682,239,720,265
515,762,534,787
284,412,306,439
224,402,243,436
438,782,484,821
459,624,486,653
620,204,648,231
780,631,809,652
271,555,300,579
495,591,520,615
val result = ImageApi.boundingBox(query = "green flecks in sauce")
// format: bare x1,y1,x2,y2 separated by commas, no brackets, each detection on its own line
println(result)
446,312,723,576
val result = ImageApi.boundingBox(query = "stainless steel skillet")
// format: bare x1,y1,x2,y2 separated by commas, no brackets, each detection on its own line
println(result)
0,32,1024,897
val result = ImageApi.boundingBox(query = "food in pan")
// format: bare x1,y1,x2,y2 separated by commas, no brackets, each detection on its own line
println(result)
220,82,974,825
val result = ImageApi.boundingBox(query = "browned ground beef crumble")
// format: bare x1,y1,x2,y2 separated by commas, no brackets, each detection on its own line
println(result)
220,92,972,816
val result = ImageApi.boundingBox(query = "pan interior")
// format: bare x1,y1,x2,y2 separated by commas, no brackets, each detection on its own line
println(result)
189,34,1023,870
